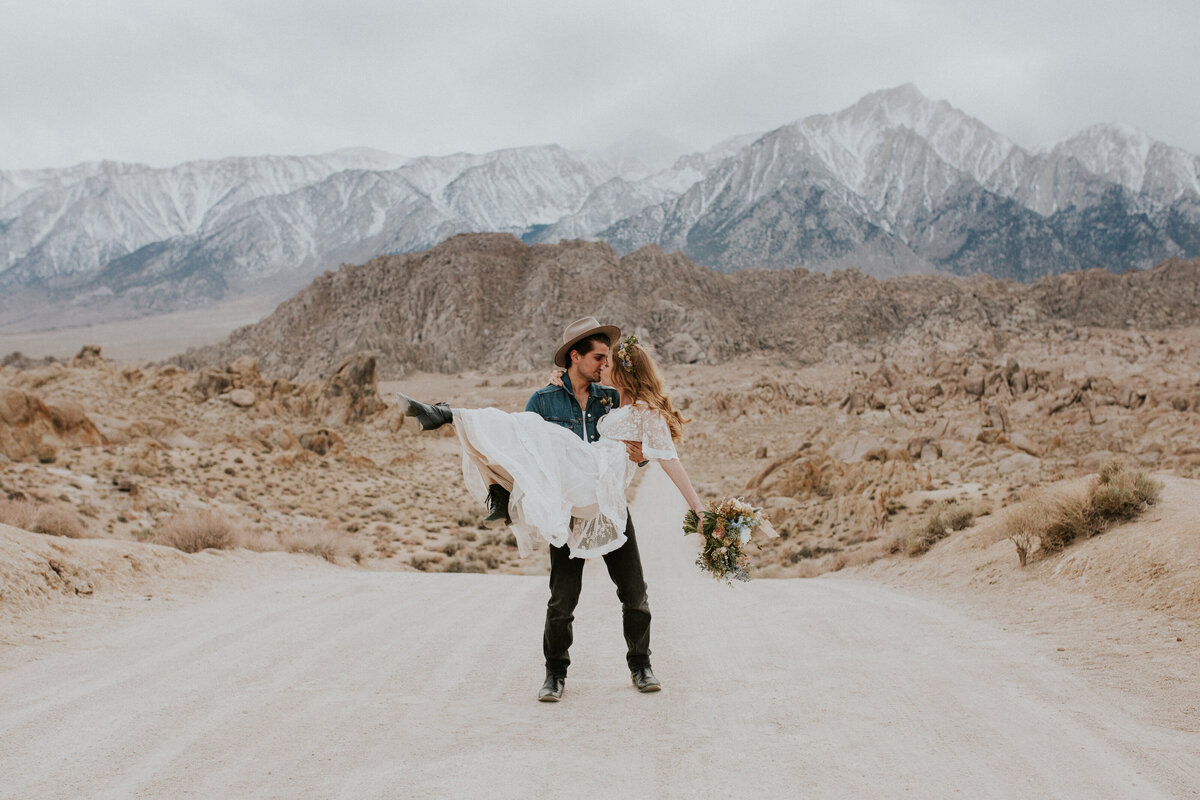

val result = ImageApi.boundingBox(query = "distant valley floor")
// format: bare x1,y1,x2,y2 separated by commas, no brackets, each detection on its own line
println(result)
0,294,278,362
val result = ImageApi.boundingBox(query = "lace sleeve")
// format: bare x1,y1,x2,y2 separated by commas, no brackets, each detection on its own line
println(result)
636,405,678,461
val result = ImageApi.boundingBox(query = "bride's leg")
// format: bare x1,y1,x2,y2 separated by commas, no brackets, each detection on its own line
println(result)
459,433,514,492
457,419,515,526
394,391,453,431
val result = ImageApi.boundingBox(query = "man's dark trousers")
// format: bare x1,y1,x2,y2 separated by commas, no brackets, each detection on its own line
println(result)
543,511,651,677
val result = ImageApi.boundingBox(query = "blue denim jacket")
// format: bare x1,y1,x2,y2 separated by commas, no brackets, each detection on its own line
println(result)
525,371,619,443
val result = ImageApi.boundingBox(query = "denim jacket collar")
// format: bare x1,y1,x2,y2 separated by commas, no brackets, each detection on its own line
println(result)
559,370,608,402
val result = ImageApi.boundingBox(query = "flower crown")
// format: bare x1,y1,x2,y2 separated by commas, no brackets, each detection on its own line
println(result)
616,333,639,373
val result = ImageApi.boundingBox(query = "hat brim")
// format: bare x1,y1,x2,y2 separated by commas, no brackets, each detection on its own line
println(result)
554,324,622,368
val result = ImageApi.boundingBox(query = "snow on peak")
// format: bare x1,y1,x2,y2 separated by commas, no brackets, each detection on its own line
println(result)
790,85,1015,195
1052,123,1156,191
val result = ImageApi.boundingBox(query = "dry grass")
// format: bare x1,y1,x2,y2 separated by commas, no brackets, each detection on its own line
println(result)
0,499,39,531
0,499,88,538
156,508,240,553
1092,459,1162,519
280,523,367,564
1000,460,1163,566
1001,500,1050,567
905,499,986,556
1040,487,1103,552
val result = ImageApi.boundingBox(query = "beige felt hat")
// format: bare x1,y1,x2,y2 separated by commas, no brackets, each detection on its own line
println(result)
553,316,622,368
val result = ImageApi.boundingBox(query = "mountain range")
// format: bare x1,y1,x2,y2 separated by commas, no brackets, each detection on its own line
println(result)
3,85,1199,330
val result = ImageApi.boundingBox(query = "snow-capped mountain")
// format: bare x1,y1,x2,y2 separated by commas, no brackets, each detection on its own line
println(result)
601,85,1200,279
3,85,1199,329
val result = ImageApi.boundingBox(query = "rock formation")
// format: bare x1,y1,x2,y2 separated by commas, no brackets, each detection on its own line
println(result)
177,235,1200,381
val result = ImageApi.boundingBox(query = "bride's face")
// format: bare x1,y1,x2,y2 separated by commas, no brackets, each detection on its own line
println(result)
600,357,613,385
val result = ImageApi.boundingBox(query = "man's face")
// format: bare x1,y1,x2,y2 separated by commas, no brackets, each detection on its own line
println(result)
572,344,610,384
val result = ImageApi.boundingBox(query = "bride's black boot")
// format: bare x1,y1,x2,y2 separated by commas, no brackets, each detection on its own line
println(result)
395,391,453,431
482,484,512,528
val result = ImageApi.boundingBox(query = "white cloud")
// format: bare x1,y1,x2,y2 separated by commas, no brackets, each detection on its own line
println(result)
1,0,1198,169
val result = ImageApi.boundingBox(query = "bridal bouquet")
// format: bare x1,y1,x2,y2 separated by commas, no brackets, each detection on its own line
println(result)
683,497,775,584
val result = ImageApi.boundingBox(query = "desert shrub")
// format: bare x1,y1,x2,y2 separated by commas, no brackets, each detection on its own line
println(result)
0,499,39,531
410,553,439,571
441,558,486,574
33,506,88,538
1001,460,1162,566
3,500,89,538
1001,502,1047,567
905,499,980,557
281,523,365,563
943,503,978,531
786,543,842,563
1090,460,1162,520
904,528,939,557
1040,488,1103,551
156,509,239,552
238,528,281,552
442,541,462,556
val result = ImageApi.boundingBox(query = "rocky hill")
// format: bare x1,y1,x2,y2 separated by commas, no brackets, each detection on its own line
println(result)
177,233,1200,381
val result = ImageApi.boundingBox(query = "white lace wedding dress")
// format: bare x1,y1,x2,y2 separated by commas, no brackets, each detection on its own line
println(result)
451,401,678,558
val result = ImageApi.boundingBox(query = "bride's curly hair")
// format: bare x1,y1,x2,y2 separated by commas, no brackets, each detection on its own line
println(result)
609,337,689,441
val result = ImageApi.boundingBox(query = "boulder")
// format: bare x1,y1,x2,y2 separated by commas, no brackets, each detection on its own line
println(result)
70,345,104,368
828,433,886,463
985,403,1010,432
227,356,262,386
228,389,256,408
1006,432,1041,457
313,353,385,426
299,429,345,456
661,333,704,364
963,377,986,397
252,425,300,451
995,452,1040,476
194,369,234,399
0,386,102,460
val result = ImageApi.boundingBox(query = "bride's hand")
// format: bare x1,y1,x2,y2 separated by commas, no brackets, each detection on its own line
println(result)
546,370,563,387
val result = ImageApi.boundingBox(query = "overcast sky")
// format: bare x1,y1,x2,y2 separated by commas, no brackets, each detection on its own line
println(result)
3,0,1199,170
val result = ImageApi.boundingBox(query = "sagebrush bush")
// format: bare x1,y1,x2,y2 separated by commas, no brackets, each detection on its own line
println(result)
1090,460,1162,519
1,500,88,538
281,523,365,563
156,509,239,553
0,499,39,531
905,499,982,557
34,506,88,538
1001,501,1045,567
1040,488,1103,552
943,504,979,531
1002,459,1163,565
441,557,486,574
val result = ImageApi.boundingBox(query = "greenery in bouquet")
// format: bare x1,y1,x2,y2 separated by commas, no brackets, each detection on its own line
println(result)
683,497,770,583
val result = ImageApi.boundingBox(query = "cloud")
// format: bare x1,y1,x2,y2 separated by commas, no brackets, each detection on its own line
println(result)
1,0,1197,169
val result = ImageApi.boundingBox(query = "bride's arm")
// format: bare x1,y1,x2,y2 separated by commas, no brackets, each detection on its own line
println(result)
657,457,705,514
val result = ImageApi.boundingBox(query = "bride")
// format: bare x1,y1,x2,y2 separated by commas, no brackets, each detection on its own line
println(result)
396,334,706,558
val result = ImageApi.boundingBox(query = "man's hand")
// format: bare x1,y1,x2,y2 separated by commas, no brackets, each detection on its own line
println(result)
624,440,645,464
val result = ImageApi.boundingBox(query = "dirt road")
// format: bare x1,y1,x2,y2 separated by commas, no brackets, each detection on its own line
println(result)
2,467,1198,798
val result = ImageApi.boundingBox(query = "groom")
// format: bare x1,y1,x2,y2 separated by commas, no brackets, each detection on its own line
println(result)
525,317,660,702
